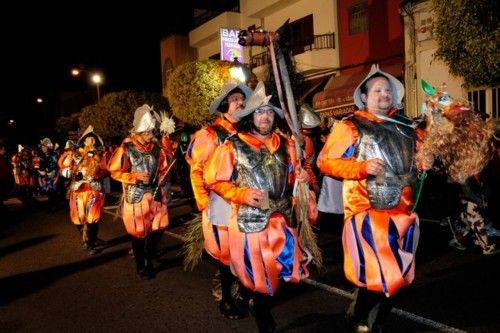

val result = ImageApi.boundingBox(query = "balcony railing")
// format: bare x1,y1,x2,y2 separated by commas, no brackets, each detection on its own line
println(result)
251,33,335,67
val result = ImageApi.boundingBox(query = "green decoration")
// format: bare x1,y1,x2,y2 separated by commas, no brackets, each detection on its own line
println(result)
421,80,436,97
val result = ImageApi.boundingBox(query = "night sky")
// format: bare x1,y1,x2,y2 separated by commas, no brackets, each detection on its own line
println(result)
1,1,237,144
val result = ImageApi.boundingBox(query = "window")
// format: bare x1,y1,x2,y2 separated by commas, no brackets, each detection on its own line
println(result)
289,14,314,56
493,87,499,118
349,1,368,35
467,87,500,119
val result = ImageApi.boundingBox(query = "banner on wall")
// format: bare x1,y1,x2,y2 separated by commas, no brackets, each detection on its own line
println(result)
220,28,244,63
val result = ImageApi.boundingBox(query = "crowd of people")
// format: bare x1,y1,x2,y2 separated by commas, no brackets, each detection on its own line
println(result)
1,65,499,333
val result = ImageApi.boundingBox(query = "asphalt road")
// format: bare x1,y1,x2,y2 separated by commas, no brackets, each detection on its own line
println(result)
1,195,499,332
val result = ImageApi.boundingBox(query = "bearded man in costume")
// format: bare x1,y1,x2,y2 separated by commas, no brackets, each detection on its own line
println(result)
185,80,252,320
68,126,107,255
108,104,171,279
205,81,311,333
317,65,433,333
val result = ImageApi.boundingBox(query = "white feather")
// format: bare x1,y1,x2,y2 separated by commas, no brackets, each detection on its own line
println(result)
160,111,176,136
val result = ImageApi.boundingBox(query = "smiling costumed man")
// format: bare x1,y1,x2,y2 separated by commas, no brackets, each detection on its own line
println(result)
186,81,252,320
205,82,311,333
109,105,171,279
317,65,433,333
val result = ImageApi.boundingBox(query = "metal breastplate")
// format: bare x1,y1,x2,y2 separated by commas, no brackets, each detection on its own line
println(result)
70,180,102,192
124,143,160,204
69,152,103,192
351,116,416,209
231,135,292,233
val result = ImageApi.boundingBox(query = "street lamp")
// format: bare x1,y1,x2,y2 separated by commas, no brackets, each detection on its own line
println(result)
91,73,102,101
70,68,104,102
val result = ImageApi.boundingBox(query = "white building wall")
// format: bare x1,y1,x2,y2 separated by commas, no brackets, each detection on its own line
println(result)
190,0,339,73
402,1,466,118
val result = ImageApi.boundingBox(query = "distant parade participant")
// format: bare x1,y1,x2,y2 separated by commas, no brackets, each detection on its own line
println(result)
11,145,34,199
68,127,107,256
38,138,60,209
186,81,252,320
108,104,172,279
317,65,433,332
204,82,311,332
0,141,13,216
58,140,76,198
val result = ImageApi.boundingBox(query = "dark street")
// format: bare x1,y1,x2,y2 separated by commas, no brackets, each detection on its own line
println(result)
0,194,499,332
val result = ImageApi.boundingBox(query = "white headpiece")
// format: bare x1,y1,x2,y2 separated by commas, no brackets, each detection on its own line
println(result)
299,103,322,129
40,138,53,149
131,104,160,133
209,80,253,114
233,81,284,121
78,125,104,147
18,144,24,152
353,64,404,109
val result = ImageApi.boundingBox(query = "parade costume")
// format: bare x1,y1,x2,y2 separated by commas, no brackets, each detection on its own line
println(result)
185,81,252,320
206,131,309,294
420,81,499,255
318,109,422,295
67,127,107,255
317,65,429,332
109,104,171,279
205,82,311,332
11,146,35,198
38,138,60,207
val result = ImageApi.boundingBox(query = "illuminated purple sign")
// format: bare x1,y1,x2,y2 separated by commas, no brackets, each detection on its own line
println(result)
220,28,244,62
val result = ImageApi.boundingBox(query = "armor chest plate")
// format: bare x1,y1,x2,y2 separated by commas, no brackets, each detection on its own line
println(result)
230,136,292,232
352,117,416,209
124,143,160,204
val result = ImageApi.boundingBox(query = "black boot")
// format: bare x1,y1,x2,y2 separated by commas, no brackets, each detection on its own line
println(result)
253,292,276,333
86,224,99,256
219,264,244,319
143,234,156,278
132,237,152,280
146,231,163,259
76,224,84,248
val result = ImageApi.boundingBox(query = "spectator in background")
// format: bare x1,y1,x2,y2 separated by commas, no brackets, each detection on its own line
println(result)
0,142,13,216
298,103,322,195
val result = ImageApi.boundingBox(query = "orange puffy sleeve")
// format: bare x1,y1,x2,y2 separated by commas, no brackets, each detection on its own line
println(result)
107,144,136,184
58,150,73,170
204,141,251,205
186,128,218,211
316,120,369,180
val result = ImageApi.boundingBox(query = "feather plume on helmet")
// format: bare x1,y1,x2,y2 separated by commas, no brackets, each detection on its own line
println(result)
159,111,176,136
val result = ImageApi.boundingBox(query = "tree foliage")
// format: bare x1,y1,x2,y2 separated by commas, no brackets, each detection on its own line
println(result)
433,0,500,87
55,113,80,138
166,59,230,126
79,90,169,142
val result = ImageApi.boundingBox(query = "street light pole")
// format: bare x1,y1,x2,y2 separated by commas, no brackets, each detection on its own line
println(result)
91,73,102,102
71,68,104,102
